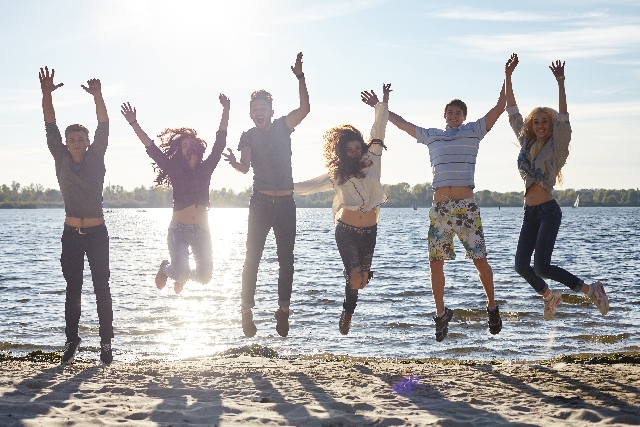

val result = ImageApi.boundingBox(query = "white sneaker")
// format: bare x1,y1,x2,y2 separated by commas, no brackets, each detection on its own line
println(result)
543,290,562,321
587,282,609,315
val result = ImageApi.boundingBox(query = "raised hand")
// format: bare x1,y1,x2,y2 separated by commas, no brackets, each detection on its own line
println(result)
120,102,137,124
360,90,379,107
39,66,64,94
506,53,519,76
219,93,231,110
549,60,565,79
291,52,303,77
222,148,236,164
382,83,392,104
81,78,102,97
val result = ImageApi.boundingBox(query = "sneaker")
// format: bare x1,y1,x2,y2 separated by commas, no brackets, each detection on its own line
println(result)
339,310,352,335
433,307,453,342
587,282,609,315
487,305,502,335
100,342,113,365
274,308,290,337
155,260,169,290
242,309,257,338
543,289,562,321
173,281,186,294
61,338,81,364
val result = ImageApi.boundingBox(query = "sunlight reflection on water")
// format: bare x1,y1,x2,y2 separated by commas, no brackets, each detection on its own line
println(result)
0,207,639,362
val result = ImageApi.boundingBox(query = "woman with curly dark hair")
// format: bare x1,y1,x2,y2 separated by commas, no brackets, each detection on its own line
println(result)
120,95,229,294
295,84,391,335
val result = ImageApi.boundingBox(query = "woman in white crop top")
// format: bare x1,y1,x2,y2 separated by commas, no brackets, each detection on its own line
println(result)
294,83,390,335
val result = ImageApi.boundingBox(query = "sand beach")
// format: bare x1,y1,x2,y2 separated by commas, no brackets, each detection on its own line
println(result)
1,350,639,427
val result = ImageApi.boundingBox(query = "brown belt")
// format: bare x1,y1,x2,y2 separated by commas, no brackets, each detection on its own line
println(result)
252,192,294,204
64,223,106,235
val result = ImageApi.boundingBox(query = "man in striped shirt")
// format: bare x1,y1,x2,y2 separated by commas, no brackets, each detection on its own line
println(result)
389,83,505,342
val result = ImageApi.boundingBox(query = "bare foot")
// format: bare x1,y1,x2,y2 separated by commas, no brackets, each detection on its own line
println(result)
174,281,186,294
155,260,169,290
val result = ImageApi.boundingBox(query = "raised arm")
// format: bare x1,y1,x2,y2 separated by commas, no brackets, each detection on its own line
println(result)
361,84,391,150
483,81,506,132
81,79,108,123
121,103,153,147
39,66,63,124
505,53,518,107
388,110,417,139
218,93,230,131
549,60,567,113
285,52,310,130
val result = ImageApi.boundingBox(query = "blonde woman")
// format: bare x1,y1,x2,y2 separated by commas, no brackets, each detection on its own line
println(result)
505,53,609,320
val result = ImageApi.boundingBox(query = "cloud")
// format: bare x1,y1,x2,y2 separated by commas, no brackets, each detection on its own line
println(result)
453,23,640,59
427,6,613,22
281,0,387,23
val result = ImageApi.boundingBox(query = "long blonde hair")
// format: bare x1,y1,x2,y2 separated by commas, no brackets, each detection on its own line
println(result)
522,107,564,185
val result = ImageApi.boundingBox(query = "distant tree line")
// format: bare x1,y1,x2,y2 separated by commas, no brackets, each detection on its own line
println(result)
1,181,639,208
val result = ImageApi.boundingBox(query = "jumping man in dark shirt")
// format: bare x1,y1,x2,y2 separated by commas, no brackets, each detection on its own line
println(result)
223,52,310,337
40,66,113,364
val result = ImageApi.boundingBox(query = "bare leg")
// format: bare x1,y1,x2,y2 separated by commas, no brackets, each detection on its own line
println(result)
430,260,445,314
349,267,369,290
473,258,495,309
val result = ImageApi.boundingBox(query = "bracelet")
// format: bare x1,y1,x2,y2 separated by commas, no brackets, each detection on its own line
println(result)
296,72,304,80
129,120,137,125
556,76,565,81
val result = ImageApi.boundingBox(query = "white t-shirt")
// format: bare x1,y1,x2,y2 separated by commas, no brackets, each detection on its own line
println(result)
294,102,389,224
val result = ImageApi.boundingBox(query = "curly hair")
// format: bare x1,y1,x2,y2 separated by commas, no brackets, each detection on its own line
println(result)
322,124,373,185
153,127,207,187
522,107,565,185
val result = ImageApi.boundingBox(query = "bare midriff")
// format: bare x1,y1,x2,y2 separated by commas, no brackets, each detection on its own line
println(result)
172,204,209,224
524,183,554,206
433,185,474,202
65,217,105,228
339,208,377,228
258,190,294,197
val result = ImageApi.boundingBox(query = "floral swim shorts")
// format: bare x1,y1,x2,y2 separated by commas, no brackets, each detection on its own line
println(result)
427,198,487,261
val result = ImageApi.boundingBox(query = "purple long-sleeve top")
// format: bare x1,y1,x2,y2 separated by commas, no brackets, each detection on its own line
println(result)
146,130,227,211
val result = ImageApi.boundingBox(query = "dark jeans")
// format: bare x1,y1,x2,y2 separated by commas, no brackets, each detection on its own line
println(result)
335,221,377,314
514,199,582,295
61,224,113,342
165,221,213,284
241,193,296,308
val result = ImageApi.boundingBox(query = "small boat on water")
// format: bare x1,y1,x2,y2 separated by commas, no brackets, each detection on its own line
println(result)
572,194,580,208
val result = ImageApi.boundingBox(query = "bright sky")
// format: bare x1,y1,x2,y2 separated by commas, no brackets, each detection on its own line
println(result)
1,0,639,192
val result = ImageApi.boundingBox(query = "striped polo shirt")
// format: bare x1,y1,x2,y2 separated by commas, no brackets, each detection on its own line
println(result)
415,117,487,189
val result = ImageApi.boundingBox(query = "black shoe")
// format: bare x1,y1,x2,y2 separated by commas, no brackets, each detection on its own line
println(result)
242,309,257,338
433,308,453,342
100,342,113,364
339,310,352,335
61,338,81,364
487,305,502,335
274,308,290,337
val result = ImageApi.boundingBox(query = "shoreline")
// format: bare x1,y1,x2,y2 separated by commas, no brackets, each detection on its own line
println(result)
1,350,639,426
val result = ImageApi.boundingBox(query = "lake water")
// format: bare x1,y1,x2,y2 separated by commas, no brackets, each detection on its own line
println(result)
0,207,638,362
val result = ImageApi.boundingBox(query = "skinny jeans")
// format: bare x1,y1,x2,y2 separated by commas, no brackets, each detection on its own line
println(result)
61,224,113,342
164,221,213,284
241,193,296,309
514,199,583,294
335,221,377,314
